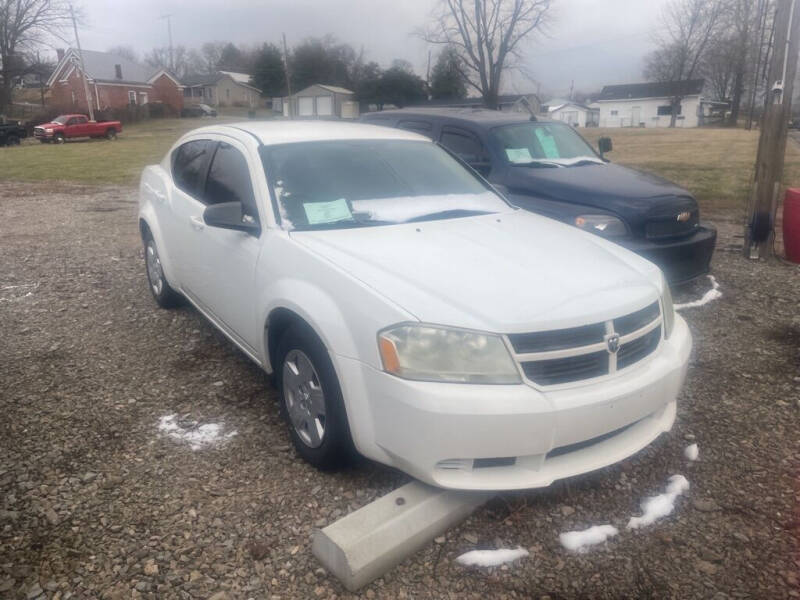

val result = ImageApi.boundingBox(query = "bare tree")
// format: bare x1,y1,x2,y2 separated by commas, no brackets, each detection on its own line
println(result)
107,45,137,62
0,0,72,112
420,0,552,109
644,0,725,126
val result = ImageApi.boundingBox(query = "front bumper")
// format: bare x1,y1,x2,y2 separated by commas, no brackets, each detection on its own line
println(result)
336,315,692,490
619,225,717,285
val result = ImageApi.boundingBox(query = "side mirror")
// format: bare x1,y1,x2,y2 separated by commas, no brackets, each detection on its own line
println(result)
598,136,613,155
203,201,260,234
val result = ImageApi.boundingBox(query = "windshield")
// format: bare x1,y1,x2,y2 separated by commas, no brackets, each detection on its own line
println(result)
52,116,70,125
490,122,602,166
261,140,510,231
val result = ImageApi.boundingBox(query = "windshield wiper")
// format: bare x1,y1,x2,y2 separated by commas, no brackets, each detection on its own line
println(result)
404,209,492,223
563,158,604,167
512,160,562,168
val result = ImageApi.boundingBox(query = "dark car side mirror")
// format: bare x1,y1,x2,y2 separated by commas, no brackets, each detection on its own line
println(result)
598,136,613,155
203,201,260,234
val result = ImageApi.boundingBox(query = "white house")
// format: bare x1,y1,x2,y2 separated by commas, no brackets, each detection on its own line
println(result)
595,79,706,128
545,100,599,127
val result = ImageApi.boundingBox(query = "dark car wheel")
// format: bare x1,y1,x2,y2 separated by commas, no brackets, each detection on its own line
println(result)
54,133,65,144
143,234,183,308
6,135,20,146
105,129,117,140
275,325,355,470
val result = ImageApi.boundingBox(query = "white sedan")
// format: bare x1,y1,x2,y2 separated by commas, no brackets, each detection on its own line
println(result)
138,121,691,490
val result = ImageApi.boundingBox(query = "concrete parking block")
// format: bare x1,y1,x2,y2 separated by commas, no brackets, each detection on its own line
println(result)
312,481,490,591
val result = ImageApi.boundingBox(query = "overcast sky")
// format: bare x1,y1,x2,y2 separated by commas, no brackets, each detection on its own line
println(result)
75,0,667,98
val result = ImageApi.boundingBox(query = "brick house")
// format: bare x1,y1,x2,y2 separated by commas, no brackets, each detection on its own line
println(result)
47,48,184,116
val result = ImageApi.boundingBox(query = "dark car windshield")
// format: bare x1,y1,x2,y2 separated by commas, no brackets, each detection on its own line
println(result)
261,140,510,231
490,122,603,167
52,116,70,125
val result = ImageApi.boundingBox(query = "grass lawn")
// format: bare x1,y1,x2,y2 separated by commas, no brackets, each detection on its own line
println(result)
0,116,260,186
2,118,799,222
582,127,800,220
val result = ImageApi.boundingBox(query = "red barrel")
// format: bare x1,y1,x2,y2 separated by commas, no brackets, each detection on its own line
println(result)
784,188,800,263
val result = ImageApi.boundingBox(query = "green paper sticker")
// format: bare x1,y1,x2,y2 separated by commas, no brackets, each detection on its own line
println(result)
303,198,353,225
534,128,560,158
505,147,533,163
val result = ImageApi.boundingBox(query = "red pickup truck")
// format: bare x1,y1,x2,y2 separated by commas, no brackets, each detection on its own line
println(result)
34,114,122,144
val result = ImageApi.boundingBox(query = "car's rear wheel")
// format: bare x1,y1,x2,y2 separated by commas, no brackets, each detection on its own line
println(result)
105,128,117,140
276,325,354,470
143,234,182,308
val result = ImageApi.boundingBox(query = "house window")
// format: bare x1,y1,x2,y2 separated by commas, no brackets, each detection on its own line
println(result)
129,90,137,105
657,104,682,116
226,88,230,99
610,110,618,116
115,64,122,79
140,92,148,104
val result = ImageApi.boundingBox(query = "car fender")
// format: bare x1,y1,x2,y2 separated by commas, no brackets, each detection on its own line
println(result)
138,166,179,286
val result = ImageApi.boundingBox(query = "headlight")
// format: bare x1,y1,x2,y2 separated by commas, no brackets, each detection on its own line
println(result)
661,273,675,339
574,214,627,237
378,324,521,384
44,128,53,133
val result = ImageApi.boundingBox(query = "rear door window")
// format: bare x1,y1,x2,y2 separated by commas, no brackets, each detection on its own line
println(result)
205,142,257,214
439,127,486,161
172,140,213,199
397,120,433,138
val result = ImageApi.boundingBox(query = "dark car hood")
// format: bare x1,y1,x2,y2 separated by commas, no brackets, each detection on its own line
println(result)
502,162,698,235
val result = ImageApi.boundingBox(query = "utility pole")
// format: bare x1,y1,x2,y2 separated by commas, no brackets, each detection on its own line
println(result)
282,33,293,118
70,4,95,121
159,14,174,72
746,0,768,130
744,0,800,259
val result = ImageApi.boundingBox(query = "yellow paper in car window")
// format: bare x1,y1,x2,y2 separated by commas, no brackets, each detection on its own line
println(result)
534,128,560,158
303,198,353,225
505,148,533,163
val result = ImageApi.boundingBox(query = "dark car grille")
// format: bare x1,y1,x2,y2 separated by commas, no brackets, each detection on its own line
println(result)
645,209,699,240
511,301,661,386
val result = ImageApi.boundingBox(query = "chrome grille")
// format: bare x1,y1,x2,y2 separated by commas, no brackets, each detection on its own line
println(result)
509,301,662,387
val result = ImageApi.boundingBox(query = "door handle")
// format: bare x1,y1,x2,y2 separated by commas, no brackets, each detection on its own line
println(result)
190,216,205,230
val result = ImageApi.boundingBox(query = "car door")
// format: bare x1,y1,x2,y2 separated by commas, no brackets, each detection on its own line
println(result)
74,116,90,137
64,117,81,138
439,126,492,177
166,139,215,286
182,138,264,352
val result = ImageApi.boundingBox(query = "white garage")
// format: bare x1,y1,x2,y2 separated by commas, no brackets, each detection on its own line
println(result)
285,84,358,119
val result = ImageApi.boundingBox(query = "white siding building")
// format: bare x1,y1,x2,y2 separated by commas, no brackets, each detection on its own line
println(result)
546,101,599,127
595,79,706,128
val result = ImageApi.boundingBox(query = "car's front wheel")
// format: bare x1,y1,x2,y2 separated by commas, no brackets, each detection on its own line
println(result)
275,325,354,470
143,234,182,308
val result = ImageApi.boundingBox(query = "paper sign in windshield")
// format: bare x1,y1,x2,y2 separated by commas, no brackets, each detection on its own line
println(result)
534,128,560,158
505,148,533,163
303,198,353,225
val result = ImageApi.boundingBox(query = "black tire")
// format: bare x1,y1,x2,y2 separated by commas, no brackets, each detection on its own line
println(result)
54,133,65,144
275,324,355,470
143,233,183,308
6,135,19,146
105,128,117,140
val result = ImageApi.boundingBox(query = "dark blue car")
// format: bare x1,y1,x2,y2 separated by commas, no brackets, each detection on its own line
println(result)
361,108,716,284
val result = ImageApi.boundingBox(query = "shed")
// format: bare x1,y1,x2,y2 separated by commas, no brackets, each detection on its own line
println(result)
545,101,599,127
285,84,359,119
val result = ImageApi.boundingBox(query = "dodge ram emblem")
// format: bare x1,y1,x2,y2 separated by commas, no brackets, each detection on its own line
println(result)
606,333,620,354
676,211,691,222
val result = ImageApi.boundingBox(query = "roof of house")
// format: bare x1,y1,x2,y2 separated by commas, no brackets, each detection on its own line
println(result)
219,71,252,84
546,101,594,112
596,79,705,101
52,48,156,85
316,84,354,95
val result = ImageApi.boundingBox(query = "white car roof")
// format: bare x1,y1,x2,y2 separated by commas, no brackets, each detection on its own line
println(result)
195,120,428,146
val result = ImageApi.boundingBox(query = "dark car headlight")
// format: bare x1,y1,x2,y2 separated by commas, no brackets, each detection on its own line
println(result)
574,214,627,237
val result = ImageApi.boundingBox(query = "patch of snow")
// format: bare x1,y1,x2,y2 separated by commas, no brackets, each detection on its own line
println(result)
684,443,699,461
455,547,529,567
627,474,689,529
351,192,508,223
559,524,619,553
675,275,721,310
158,414,237,450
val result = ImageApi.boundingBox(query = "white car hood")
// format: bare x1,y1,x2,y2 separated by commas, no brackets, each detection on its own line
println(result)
291,209,663,333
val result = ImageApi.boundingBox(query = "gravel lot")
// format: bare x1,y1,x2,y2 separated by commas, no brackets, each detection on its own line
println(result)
2,182,799,599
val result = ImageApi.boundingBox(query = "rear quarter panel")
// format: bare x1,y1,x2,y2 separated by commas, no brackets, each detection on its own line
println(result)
139,164,178,284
